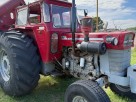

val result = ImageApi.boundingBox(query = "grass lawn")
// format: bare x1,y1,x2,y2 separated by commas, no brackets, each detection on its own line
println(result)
0,49,136,102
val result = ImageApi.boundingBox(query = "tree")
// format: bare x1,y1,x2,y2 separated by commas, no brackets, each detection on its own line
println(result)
127,27,136,31
93,17,104,31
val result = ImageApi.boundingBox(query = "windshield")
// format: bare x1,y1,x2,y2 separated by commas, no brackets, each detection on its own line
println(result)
52,5,71,28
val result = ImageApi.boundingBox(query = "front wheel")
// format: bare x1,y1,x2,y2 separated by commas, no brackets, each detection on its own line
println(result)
65,80,110,102
0,31,41,96
110,83,136,99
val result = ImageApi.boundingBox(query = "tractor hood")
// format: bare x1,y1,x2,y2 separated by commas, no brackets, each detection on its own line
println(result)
61,31,135,50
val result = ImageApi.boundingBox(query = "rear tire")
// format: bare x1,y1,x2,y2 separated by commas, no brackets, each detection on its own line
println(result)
65,80,110,102
0,31,41,96
110,83,136,99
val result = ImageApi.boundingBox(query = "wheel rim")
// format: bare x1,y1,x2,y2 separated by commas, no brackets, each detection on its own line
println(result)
72,96,88,102
0,50,10,82
115,84,130,92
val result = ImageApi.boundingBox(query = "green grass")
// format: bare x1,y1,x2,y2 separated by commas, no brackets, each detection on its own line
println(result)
0,76,77,102
131,49,136,65
0,50,136,102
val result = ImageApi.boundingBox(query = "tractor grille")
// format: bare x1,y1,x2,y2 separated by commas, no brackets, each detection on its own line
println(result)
108,49,131,76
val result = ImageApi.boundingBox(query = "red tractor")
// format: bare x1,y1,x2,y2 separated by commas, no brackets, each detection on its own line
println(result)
0,0,136,102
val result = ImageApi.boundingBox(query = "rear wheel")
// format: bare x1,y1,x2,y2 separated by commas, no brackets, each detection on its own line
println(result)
0,31,41,96
0,50,11,82
110,83,136,99
65,80,110,102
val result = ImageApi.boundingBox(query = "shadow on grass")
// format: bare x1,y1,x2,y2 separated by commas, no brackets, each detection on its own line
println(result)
0,76,136,102
13,76,76,102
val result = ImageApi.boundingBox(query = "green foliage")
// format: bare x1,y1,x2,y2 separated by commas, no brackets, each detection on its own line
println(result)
131,49,136,65
93,17,104,31
127,27,136,31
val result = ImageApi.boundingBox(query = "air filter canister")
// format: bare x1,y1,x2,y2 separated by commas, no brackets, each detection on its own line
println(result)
79,42,107,55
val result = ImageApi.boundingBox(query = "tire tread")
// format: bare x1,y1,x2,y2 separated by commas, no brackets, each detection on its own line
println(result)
0,31,41,96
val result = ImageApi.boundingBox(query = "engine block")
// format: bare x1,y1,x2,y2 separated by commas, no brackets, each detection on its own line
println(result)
62,53,98,79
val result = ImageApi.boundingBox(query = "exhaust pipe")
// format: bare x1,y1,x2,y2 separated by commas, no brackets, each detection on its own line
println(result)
71,0,77,54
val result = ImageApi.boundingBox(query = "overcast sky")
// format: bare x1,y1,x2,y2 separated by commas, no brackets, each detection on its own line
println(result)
1,0,136,29
25,0,136,29
73,0,136,29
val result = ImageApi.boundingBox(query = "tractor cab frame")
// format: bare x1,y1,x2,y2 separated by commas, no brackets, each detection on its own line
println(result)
15,0,74,64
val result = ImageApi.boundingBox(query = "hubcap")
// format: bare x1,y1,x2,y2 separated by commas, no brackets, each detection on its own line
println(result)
0,50,10,82
72,96,88,102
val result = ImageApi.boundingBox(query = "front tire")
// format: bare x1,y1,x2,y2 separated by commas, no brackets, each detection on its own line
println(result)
110,83,136,99
65,80,110,102
0,31,41,96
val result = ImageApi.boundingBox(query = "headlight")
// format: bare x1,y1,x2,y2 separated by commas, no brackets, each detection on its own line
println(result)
51,33,58,53
113,38,118,45
106,36,118,45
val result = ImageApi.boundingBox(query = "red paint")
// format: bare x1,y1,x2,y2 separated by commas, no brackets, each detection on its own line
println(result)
81,16,93,35
0,0,25,31
14,0,73,63
1,0,135,64
61,31,135,50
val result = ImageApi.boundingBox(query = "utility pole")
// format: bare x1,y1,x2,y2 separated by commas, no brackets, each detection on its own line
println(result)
96,0,99,32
